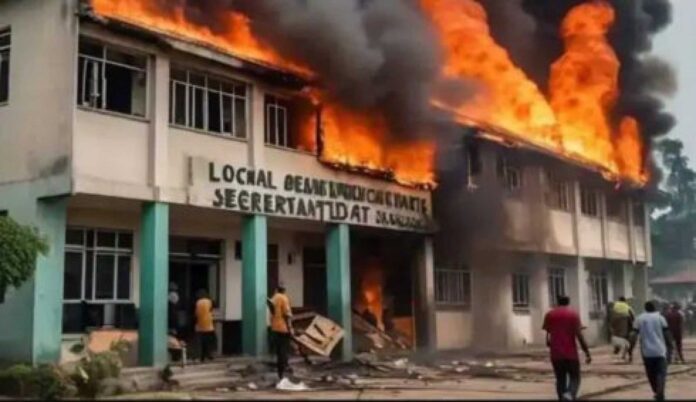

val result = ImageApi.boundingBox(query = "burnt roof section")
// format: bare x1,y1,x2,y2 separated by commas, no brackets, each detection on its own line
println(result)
77,2,309,91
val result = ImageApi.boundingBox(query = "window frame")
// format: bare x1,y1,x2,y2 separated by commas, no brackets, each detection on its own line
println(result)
606,194,627,222
77,37,149,118
512,272,531,311
435,266,472,308
589,271,609,316
632,201,645,227
546,174,573,212
169,66,249,139
265,94,291,149
580,186,601,217
547,267,566,306
63,227,134,304
497,154,523,193
0,27,11,105
465,142,482,189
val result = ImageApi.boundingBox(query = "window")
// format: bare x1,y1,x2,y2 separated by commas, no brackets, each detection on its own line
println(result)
77,37,147,117
546,175,572,212
633,201,645,226
548,268,566,306
435,267,472,307
512,273,530,310
465,142,482,189
497,154,522,192
0,28,10,104
589,271,609,315
265,95,290,148
580,187,600,217
605,193,626,221
169,67,248,138
63,228,133,302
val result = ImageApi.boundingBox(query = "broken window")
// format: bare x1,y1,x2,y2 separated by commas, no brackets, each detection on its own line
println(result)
435,266,471,307
497,154,523,193
546,174,572,212
465,142,482,189
77,37,147,117
606,193,626,222
512,273,530,310
169,67,248,139
548,268,566,306
63,228,133,302
580,186,600,217
0,27,10,104
589,271,609,315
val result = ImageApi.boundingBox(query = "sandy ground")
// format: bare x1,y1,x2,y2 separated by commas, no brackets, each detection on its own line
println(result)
107,338,696,400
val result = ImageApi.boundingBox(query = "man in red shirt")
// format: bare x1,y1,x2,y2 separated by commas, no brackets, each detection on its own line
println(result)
543,295,592,401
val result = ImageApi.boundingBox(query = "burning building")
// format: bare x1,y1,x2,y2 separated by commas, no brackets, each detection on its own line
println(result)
0,0,671,364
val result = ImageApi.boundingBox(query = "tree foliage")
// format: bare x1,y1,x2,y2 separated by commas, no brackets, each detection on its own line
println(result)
0,216,49,297
656,138,696,215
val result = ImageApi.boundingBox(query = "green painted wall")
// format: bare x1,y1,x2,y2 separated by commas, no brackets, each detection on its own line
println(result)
138,202,170,367
0,183,68,364
242,214,268,357
326,223,352,361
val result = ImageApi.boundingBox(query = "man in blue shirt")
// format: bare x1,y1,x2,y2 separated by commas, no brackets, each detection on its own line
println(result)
629,301,674,401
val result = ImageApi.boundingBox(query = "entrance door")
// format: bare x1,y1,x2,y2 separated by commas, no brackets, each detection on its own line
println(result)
169,259,219,336
303,247,327,315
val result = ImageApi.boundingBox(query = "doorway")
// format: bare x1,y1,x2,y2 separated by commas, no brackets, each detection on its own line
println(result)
303,247,327,315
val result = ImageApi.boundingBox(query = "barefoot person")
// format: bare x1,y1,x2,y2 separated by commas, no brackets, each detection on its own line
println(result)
629,301,674,401
543,295,592,401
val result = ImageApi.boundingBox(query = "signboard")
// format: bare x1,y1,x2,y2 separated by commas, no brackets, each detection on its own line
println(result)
188,157,432,232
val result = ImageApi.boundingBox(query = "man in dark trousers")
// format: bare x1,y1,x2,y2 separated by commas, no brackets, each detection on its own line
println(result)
629,301,674,401
269,282,293,381
664,302,686,364
543,295,592,401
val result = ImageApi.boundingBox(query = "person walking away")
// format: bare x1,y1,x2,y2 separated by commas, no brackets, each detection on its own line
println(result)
664,302,686,364
610,296,634,361
543,295,592,401
269,283,293,381
629,301,674,401
194,289,215,362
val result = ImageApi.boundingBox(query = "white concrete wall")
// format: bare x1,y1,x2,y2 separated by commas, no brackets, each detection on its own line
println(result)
607,220,630,260
435,310,473,349
0,0,77,195
578,217,604,257
548,210,575,252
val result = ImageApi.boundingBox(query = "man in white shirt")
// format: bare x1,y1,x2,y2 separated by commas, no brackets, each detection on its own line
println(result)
629,301,674,402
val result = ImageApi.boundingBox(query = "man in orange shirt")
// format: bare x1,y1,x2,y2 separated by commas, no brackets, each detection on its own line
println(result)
194,289,215,362
269,283,293,380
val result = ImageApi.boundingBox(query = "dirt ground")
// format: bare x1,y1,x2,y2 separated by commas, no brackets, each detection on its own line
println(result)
108,338,696,400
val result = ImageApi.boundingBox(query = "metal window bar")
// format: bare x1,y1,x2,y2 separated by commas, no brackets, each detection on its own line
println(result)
435,269,470,305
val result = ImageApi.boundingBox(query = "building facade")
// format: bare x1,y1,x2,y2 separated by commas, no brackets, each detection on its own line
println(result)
433,135,651,350
0,0,436,365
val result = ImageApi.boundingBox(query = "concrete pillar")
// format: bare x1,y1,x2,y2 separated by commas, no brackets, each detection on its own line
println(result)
242,214,268,357
326,223,352,361
32,196,69,364
415,236,437,351
138,202,169,367
567,257,590,325
148,54,170,195
632,264,649,308
248,85,266,167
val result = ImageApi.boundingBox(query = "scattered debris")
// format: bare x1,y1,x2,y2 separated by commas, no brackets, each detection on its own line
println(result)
291,313,344,357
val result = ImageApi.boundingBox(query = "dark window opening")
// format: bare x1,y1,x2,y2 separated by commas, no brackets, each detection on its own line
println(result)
580,186,600,217
0,28,11,104
606,193,626,222
265,94,317,153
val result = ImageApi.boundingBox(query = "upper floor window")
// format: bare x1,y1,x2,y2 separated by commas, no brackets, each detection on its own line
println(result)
546,175,572,212
633,201,645,227
465,142,482,189
265,95,289,147
264,94,317,152
606,193,626,222
77,37,147,117
170,67,247,139
580,186,600,217
64,228,133,302
497,154,523,192
0,28,10,104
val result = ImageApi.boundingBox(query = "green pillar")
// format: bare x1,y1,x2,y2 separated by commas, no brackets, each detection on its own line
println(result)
32,196,69,364
326,223,352,361
139,202,169,367
242,214,268,356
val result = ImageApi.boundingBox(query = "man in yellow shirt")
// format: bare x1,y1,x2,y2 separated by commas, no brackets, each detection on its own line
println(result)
195,289,215,362
269,283,293,380
611,296,635,359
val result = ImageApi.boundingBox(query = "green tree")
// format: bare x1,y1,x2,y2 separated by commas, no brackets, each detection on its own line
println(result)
656,138,696,214
0,216,49,301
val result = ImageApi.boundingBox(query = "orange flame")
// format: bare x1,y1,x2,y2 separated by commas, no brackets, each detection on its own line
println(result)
422,0,647,184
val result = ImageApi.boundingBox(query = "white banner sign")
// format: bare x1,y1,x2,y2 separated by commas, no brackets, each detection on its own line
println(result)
188,157,432,232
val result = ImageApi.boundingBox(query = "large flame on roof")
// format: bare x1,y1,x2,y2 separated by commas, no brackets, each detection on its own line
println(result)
91,0,646,186
423,0,646,184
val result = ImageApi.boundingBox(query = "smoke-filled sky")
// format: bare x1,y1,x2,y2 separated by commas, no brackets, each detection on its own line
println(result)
653,0,696,163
